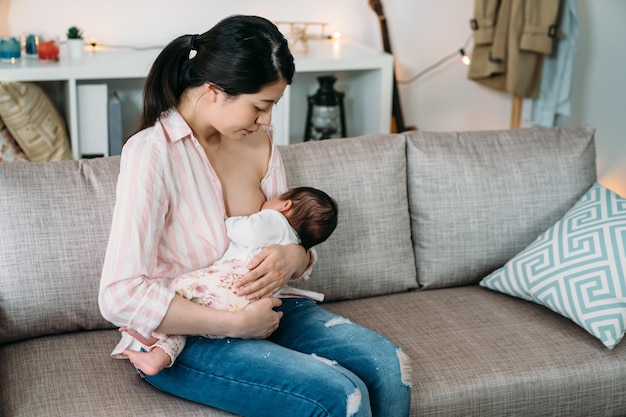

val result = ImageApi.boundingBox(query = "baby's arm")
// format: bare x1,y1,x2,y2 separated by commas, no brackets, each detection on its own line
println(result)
119,327,159,346
226,210,287,249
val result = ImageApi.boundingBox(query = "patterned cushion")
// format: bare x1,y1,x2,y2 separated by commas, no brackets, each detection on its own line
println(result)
279,134,418,301
0,81,72,162
0,117,28,162
480,182,626,349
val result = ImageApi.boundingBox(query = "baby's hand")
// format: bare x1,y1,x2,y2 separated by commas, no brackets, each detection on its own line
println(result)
119,327,159,346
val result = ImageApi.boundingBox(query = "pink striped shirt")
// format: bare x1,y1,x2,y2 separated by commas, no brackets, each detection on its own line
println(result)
98,110,312,339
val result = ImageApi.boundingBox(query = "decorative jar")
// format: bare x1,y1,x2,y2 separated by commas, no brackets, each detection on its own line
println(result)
37,37,59,61
24,34,39,58
0,36,22,62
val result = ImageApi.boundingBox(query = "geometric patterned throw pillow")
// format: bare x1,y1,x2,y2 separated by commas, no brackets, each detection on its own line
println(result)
480,182,626,349
0,81,72,162
0,117,28,162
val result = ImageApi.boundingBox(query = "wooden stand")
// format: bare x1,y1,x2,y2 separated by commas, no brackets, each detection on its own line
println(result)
510,95,523,128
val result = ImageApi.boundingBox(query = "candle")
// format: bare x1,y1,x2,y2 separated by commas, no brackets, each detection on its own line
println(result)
38,39,59,61
25,34,39,58
0,36,21,62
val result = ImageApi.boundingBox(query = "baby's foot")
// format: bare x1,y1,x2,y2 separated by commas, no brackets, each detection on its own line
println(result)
123,349,170,376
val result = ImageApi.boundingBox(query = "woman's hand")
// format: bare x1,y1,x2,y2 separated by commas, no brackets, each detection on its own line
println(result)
231,297,283,339
236,244,309,300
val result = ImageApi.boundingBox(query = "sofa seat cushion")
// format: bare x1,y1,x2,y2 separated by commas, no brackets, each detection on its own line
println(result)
279,134,418,301
0,330,235,417
325,287,626,417
3,289,625,417
406,126,597,289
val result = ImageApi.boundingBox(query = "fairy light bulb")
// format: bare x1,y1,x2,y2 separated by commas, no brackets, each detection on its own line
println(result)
459,48,471,66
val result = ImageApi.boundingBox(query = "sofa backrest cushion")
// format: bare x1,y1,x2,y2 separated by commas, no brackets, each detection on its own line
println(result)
406,126,597,289
0,157,119,344
279,134,418,301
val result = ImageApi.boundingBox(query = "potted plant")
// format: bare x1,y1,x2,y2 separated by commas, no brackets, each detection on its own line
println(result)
66,26,84,59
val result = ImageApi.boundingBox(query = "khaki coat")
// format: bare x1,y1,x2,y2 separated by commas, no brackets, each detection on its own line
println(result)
468,0,561,98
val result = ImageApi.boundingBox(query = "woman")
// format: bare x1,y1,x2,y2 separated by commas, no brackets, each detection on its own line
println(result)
99,14,411,417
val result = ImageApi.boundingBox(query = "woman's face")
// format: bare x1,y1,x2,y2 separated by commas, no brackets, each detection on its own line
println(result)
209,79,288,140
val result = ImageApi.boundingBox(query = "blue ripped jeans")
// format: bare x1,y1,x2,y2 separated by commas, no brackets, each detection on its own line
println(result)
144,298,411,417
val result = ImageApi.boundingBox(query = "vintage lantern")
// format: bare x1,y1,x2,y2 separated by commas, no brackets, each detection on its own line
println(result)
304,75,347,140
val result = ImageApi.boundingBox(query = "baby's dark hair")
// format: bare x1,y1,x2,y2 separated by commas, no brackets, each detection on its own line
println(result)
136,15,295,133
281,187,338,250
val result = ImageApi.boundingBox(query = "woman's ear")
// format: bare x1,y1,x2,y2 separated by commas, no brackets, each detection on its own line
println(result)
205,83,222,102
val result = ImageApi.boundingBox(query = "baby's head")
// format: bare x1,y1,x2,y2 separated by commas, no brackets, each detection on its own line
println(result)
264,187,338,250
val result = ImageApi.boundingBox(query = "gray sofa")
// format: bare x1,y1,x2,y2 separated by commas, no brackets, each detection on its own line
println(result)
2,125,625,417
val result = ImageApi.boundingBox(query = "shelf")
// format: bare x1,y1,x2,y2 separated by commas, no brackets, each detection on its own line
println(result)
0,39,393,157
0,48,159,81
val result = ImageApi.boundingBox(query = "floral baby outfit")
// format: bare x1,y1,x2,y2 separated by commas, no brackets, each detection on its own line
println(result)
144,209,323,367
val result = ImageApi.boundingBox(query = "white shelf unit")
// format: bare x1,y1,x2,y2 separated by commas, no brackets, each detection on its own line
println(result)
0,39,393,158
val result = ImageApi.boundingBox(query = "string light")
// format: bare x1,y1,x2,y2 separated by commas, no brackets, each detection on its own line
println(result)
459,48,471,65
398,33,473,85
83,41,165,51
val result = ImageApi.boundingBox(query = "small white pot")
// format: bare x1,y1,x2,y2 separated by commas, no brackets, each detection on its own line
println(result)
67,38,84,60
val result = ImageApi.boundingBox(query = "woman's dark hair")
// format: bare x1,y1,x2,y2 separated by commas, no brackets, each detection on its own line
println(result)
281,187,339,250
136,15,295,132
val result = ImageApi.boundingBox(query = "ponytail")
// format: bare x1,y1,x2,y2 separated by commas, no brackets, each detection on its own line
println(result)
136,34,195,132
134,15,295,135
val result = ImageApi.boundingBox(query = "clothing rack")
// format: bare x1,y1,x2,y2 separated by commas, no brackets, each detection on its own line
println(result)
510,95,523,128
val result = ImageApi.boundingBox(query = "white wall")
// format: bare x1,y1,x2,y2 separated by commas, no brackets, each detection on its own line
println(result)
0,0,378,47
569,0,626,196
2,0,624,195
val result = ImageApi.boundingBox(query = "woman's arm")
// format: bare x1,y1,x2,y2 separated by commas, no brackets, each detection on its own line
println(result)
99,139,174,338
157,294,283,339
